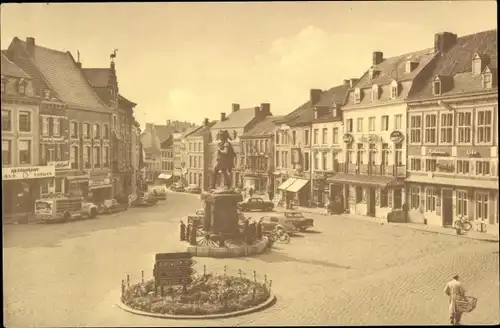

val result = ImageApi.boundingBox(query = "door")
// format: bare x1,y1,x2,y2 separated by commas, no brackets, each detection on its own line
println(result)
344,185,350,212
393,188,402,209
367,187,376,217
442,189,453,226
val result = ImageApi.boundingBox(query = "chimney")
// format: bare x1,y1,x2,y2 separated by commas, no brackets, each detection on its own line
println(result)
204,118,209,126
254,106,260,117
343,79,350,85
166,120,171,126
232,103,240,112
350,78,359,88
75,62,82,69
310,89,322,105
146,123,153,131
26,37,35,56
260,103,271,116
221,112,226,121
434,32,458,54
372,51,383,66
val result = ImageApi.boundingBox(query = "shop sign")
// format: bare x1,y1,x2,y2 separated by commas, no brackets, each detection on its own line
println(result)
359,134,381,143
2,166,55,181
41,136,66,144
343,133,353,144
466,149,479,156
428,149,449,156
390,131,404,143
48,161,71,170
89,178,111,188
436,162,455,172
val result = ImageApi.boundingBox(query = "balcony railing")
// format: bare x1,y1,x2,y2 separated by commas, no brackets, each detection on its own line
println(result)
330,163,406,178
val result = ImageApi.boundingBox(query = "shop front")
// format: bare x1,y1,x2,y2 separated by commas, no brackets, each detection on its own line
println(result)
330,173,405,219
2,166,56,222
277,177,310,207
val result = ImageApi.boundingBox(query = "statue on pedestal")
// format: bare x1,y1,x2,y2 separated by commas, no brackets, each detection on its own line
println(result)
211,130,236,191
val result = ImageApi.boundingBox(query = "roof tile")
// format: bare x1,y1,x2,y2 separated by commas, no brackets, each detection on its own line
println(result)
241,116,284,137
212,107,257,130
1,53,32,79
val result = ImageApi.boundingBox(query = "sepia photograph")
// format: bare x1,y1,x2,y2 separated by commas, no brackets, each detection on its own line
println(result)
1,1,499,327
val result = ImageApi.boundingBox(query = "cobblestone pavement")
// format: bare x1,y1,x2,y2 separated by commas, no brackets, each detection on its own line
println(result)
3,193,499,327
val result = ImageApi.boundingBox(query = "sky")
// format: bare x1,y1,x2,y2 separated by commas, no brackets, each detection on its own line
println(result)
1,2,497,129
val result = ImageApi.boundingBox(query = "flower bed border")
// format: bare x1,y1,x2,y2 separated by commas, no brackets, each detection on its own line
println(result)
186,236,269,258
116,292,276,319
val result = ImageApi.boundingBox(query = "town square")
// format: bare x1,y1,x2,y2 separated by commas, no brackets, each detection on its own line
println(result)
1,2,499,327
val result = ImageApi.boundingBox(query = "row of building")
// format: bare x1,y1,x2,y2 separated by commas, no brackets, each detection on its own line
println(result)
1,37,143,221
145,29,498,233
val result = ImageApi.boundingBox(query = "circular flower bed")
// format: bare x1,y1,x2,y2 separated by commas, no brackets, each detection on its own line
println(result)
122,274,271,316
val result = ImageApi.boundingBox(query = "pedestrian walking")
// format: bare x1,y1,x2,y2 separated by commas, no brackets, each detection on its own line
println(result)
249,187,254,197
444,275,466,325
268,189,274,202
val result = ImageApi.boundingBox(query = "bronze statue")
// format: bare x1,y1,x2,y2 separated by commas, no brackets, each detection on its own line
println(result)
211,130,236,190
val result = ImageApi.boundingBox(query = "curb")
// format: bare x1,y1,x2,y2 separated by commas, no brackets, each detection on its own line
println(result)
299,209,499,243
116,292,276,320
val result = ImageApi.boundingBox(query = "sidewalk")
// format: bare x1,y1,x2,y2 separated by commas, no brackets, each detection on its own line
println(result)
295,205,499,243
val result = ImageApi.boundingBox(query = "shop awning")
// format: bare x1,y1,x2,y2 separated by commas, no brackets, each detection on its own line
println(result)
286,178,309,193
330,174,403,187
158,174,173,180
277,178,296,190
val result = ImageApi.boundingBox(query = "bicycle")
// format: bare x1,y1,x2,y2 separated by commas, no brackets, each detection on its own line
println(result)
454,215,472,232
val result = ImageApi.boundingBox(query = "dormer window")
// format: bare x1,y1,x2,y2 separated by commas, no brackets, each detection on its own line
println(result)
371,84,379,101
482,66,493,89
18,78,26,95
313,108,319,119
369,68,380,80
433,80,441,95
44,89,51,99
472,53,485,75
354,88,361,103
390,80,399,99
405,61,418,73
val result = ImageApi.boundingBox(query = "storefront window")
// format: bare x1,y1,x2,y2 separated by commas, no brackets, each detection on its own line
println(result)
355,186,363,203
476,193,488,221
456,190,468,217
425,188,436,212
409,187,420,209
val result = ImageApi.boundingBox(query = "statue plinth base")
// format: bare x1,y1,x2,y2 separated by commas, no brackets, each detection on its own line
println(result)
201,187,242,235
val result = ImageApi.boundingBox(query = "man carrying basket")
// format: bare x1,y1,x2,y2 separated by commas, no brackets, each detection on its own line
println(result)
444,275,466,325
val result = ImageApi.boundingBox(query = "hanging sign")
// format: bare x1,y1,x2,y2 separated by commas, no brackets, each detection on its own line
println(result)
390,131,404,143
343,133,353,144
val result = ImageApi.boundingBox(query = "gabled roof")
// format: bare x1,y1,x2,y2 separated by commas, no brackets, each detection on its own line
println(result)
409,29,498,100
7,37,108,111
119,94,137,107
189,121,217,138
1,53,32,79
212,107,256,130
279,84,350,127
82,68,110,87
160,136,173,149
241,115,284,138
154,125,178,143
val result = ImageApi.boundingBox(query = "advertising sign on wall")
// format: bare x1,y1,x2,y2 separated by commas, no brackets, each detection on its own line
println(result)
2,166,55,181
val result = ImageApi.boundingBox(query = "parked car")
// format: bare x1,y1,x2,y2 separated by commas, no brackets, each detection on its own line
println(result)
277,210,315,232
186,184,202,194
131,193,157,207
238,197,274,212
259,215,297,234
81,201,99,219
99,199,119,214
171,184,185,192
150,186,167,200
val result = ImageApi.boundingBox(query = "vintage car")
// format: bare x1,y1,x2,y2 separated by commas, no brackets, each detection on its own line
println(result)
277,210,315,232
131,193,158,207
259,215,297,234
185,184,202,194
170,184,185,192
81,201,99,219
237,197,274,212
99,199,120,214
150,186,167,200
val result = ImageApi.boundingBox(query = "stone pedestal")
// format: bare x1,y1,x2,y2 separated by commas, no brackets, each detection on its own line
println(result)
201,189,243,235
